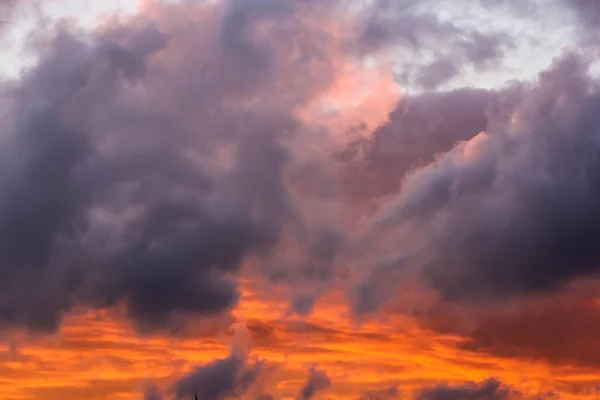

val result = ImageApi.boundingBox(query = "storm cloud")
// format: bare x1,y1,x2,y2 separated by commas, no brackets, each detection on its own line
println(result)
362,53,600,304
3,0,600,399
0,0,371,333
1,0,597,344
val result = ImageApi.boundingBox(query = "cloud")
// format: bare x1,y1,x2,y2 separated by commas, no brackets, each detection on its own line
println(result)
342,87,504,203
563,0,600,31
1,17,276,333
414,379,513,400
151,324,269,400
0,0,396,333
419,280,600,369
0,0,17,24
362,52,600,304
144,382,164,400
360,1,515,89
254,369,336,400
555,0,600,49
0,0,588,365
297,367,331,400
168,346,263,400
2,2,595,399
413,378,559,400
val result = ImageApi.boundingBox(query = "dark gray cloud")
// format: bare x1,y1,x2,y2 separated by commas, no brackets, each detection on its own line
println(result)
365,53,600,304
415,379,511,400
413,378,557,400
168,350,264,400
0,27,153,331
0,0,571,335
297,367,331,400
0,0,355,333
290,294,316,316
0,21,265,333
140,326,267,400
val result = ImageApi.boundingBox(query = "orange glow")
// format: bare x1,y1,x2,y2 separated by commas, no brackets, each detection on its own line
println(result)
1,284,599,400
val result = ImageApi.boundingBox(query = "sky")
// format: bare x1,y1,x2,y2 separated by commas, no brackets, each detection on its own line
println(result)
2,0,600,399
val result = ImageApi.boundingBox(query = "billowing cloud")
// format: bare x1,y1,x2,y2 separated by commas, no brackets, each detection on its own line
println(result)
1,16,277,332
0,0,399,334
363,53,600,304
342,87,508,203
2,0,600,398
0,0,562,337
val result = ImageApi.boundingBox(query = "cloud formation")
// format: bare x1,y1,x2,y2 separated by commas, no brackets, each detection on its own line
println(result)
2,0,600,398
1,0,599,341
361,0,515,89
0,0,385,333
168,341,264,400
144,324,268,400
415,379,518,400
297,366,331,400
343,87,503,203
364,53,600,304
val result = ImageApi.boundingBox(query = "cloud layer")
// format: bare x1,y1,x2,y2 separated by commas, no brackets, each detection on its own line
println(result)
2,0,600,399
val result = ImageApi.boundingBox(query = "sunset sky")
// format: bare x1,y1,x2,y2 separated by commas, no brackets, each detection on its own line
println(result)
1,0,600,399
